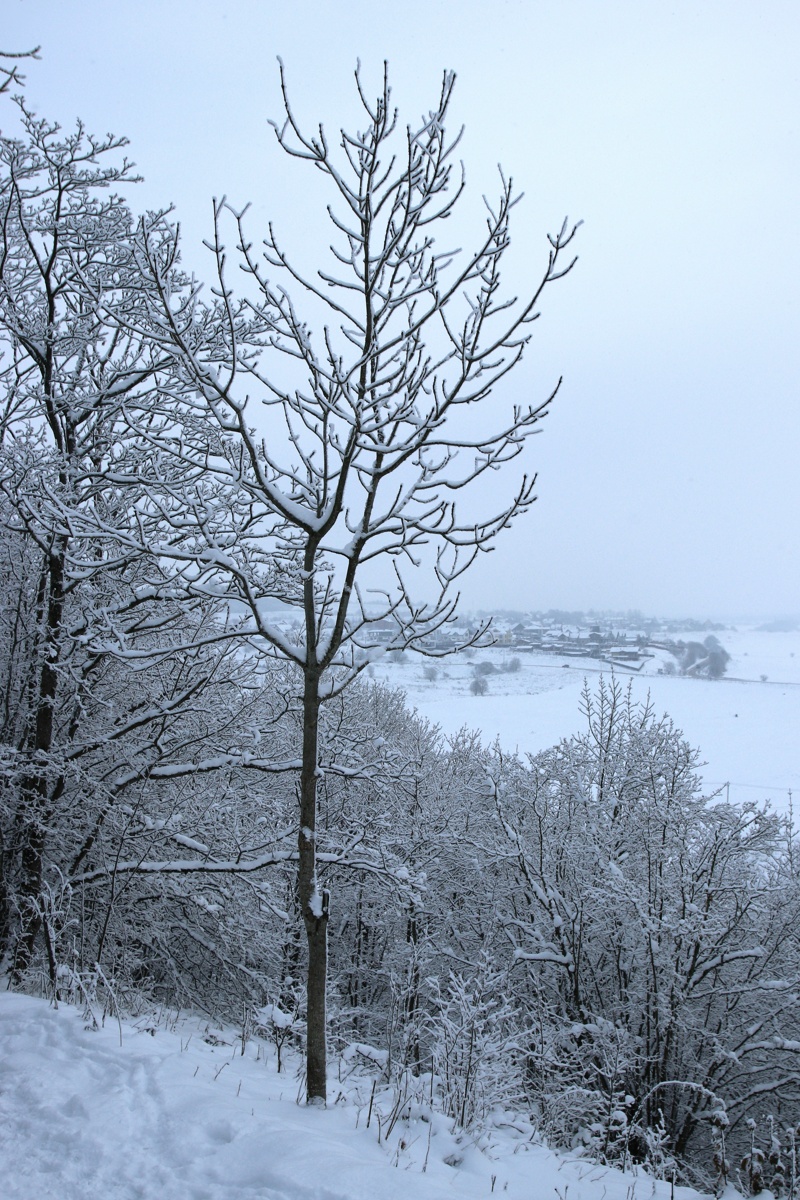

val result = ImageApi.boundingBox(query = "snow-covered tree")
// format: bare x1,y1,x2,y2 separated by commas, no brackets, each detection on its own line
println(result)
0,104,166,972
121,64,579,1103
0,104,274,985
494,679,800,1169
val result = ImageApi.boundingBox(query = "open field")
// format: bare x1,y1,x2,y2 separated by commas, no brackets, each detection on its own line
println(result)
369,626,800,813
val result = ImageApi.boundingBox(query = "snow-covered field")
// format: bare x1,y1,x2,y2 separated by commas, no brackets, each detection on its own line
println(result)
0,990,703,1200
369,627,800,812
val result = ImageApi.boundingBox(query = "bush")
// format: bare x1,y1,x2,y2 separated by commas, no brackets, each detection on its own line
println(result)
470,676,488,696
496,678,798,1175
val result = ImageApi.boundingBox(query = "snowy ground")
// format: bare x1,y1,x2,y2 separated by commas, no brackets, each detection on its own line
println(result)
368,627,800,813
0,990,704,1200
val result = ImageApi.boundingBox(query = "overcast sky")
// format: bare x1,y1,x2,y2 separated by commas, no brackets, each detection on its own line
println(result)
4,0,799,620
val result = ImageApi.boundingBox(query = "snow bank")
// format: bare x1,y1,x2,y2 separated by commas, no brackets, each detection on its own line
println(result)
0,991,704,1200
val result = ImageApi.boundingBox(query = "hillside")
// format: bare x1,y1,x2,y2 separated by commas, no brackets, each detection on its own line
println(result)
0,990,705,1200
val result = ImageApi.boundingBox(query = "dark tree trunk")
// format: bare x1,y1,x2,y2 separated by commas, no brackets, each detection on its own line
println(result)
298,667,329,1104
12,547,65,980
0,831,9,958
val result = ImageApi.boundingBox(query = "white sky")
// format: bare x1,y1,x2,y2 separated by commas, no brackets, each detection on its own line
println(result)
4,0,799,620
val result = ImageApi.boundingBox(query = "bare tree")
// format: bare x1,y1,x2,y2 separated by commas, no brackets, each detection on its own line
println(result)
132,64,579,1103
0,104,223,976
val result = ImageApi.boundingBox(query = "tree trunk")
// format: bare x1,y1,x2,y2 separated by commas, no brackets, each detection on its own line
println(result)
404,902,422,1069
12,548,65,980
298,667,329,1104
0,832,9,959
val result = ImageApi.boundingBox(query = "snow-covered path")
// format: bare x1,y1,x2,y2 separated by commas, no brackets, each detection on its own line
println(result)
2,991,423,1200
1,991,703,1200
1,991,407,1199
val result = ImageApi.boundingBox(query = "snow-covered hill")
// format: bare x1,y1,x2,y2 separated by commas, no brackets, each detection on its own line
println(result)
0,990,706,1200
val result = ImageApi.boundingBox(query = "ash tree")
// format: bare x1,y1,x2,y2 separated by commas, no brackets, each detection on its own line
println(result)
129,64,579,1104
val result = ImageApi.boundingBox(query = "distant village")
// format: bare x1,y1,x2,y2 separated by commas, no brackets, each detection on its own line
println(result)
259,601,732,678
362,610,729,676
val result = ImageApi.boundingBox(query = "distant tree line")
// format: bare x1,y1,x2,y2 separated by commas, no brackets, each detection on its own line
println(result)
669,635,731,679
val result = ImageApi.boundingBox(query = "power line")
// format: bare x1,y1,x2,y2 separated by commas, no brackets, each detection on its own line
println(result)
705,779,796,793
